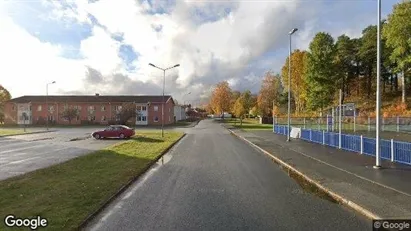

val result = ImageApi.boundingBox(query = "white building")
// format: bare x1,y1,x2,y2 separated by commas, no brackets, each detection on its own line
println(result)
174,105,186,121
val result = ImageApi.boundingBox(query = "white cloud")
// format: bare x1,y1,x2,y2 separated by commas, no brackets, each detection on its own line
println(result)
0,0,402,104
0,14,85,97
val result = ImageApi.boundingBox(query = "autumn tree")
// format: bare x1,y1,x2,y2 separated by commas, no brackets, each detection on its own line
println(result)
305,32,337,111
383,1,411,103
0,85,11,124
233,96,248,125
257,71,283,116
210,81,232,119
60,107,79,124
230,90,241,114
281,49,308,114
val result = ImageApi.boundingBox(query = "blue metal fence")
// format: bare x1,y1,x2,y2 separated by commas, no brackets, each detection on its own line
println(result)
273,125,411,166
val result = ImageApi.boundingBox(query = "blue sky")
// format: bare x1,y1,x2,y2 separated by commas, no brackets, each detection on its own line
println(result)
0,0,401,102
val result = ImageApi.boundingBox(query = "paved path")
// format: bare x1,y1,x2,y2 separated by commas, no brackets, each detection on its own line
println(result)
85,120,369,231
230,128,411,219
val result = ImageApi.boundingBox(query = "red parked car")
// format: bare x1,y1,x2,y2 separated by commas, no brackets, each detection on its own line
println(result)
92,125,135,139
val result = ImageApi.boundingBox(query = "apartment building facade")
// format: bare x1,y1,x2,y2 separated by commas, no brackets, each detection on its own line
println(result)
4,94,175,126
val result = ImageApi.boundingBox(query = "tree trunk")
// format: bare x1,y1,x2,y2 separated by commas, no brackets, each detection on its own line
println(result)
240,116,243,126
383,77,386,94
367,66,372,99
356,62,361,96
395,73,399,92
402,70,406,103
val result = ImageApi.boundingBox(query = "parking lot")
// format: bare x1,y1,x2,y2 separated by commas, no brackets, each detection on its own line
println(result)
0,128,131,180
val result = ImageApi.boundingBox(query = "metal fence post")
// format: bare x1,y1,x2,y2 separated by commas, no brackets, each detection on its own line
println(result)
310,129,312,141
360,135,363,154
391,139,394,162
397,116,400,132
368,116,371,131
353,115,356,132
323,130,325,145
318,118,320,130
304,117,306,129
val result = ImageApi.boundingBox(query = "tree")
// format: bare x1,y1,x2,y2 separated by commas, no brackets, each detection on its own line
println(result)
210,81,232,119
60,107,79,124
257,71,283,116
230,90,242,114
0,85,11,124
335,35,355,102
116,102,138,125
233,96,247,125
281,49,308,114
305,32,337,111
383,1,411,103
359,25,378,98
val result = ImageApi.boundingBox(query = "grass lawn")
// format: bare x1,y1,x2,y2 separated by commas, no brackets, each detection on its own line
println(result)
224,118,273,130
0,131,184,231
0,129,29,137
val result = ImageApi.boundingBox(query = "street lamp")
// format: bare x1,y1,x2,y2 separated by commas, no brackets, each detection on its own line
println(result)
374,0,382,169
149,63,180,137
46,81,56,131
287,28,298,142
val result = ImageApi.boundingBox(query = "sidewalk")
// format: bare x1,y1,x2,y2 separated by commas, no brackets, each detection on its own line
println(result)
224,125,411,219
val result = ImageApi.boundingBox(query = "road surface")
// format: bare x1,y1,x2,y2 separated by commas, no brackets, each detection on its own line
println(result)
86,120,369,231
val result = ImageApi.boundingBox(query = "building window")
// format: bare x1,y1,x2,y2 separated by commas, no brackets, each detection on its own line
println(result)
142,116,147,121
49,106,54,112
29,106,32,111
101,106,106,111
114,106,122,111
169,108,171,112
101,116,106,121
37,105,42,111
137,116,142,122
88,106,95,111
136,106,142,111
64,105,68,110
154,116,159,122
154,106,158,111
142,106,147,111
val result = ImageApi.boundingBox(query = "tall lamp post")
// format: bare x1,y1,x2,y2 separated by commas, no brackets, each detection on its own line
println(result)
287,28,298,142
46,81,56,131
374,0,382,169
149,63,180,137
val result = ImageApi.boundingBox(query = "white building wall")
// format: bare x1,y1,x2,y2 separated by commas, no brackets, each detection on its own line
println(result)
174,106,186,121
17,103,32,125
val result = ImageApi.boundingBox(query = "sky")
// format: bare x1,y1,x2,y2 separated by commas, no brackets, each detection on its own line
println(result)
0,0,401,105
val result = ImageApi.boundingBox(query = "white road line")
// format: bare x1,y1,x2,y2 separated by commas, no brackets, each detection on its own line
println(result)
0,141,31,150
0,144,47,154
5,157,40,165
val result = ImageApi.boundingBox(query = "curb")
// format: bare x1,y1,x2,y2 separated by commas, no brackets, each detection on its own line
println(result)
227,129,381,220
0,130,57,138
78,133,187,230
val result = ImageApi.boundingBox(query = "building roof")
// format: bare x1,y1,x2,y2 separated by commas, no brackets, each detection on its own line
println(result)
7,95,174,104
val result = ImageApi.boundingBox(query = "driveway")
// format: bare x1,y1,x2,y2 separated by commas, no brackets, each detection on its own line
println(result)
85,120,369,231
0,128,122,180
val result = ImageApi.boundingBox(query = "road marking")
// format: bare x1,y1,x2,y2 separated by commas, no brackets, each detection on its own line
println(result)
4,157,40,165
0,144,47,154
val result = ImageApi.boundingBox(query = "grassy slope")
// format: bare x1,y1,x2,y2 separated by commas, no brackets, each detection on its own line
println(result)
0,131,184,231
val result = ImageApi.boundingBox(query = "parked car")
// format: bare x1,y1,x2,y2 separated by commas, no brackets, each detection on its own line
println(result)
92,125,135,139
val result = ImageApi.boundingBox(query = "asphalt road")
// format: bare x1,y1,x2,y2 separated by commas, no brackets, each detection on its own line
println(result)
85,120,370,231
0,128,125,180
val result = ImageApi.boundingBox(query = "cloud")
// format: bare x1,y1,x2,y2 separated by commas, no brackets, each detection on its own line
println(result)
0,0,402,105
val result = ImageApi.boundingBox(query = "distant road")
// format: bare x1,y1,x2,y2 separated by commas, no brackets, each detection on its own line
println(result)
86,120,369,231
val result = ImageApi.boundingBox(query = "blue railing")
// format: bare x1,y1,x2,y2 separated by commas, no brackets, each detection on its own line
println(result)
273,125,411,166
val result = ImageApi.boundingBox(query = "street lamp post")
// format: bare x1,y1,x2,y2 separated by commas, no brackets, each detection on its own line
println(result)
375,0,382,169
287,28,298,142
46,81,56,131
149,63,180,137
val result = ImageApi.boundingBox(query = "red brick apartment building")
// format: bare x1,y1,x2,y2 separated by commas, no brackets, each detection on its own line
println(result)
4,94,175,126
